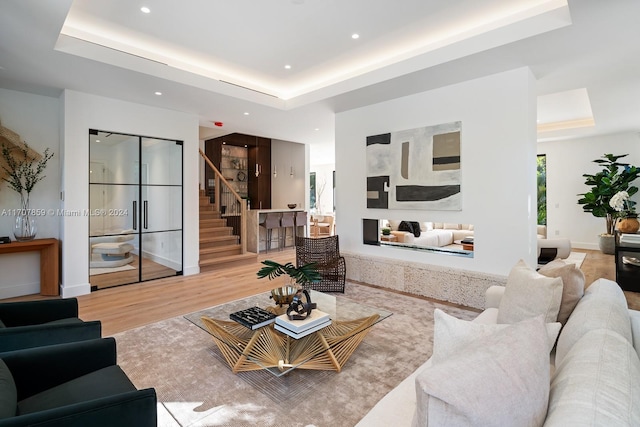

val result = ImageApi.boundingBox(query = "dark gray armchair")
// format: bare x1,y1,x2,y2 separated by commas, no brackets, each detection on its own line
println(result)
0,338,157,426
0,299,101,352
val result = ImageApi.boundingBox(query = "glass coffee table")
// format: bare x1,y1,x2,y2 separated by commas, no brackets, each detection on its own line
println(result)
184,290,391,377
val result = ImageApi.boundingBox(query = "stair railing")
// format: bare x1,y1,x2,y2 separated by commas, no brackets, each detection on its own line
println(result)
199,149,247,254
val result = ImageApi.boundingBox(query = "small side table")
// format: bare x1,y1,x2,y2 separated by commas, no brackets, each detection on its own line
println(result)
380,234,397,242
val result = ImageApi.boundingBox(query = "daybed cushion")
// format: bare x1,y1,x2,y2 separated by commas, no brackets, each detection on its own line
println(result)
545,329,640,426
17,365,136,415
0,359,16,419
413,315,550,427
91,242,135,255
538,259,585,325
497,260,563,324
555,278,632,365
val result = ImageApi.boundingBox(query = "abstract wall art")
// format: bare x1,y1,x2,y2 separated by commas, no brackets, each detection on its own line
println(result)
366,121,461,210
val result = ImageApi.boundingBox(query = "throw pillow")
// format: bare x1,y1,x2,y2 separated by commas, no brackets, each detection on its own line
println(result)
431,309,561,365
398,221,421,237
413,315,550,427
538,259,585,325
0,359,16,419
422,222,434,231
497,259,563,324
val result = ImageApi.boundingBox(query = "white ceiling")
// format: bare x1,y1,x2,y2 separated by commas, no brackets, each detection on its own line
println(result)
1,0,640,165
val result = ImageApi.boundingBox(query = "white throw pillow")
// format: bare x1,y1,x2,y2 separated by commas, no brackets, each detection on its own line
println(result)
431,309,561,365
546,329,640,426
538,259,585,325
412,315,550,427
497,259,563,324
422,222,434,231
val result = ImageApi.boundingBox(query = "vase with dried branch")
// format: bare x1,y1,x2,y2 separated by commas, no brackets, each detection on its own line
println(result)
1,140,54,241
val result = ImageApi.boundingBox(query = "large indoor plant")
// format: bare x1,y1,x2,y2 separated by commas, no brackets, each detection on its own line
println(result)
577,153,640,253
1,140,54,241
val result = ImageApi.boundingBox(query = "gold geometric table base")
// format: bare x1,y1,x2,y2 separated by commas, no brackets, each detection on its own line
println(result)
201,314,380,374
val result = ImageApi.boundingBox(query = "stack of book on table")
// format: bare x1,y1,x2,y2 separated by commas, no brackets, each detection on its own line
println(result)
620,233,640,248
229,306,276,330
275,309,332,339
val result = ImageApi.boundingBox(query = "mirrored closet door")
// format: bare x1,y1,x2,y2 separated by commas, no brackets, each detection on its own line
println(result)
89,129,183,290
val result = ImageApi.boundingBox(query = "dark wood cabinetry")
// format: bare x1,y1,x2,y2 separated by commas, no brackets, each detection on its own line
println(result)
615,231,640,292
204,133,271,210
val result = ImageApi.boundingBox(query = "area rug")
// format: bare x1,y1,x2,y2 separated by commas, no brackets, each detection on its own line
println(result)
89,264,135,276
565,251,587,269
114,283,478,427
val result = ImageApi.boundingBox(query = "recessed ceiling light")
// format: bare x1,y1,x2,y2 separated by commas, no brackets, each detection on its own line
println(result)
244,112,250,116
154,91,162,96
140,7,150,13
96,139,101,143
314,128,319,131
284,64,291,69
352,33,360,39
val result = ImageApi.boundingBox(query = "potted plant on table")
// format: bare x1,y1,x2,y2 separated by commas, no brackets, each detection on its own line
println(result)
256,260,321,310
1,134,54,241
577,153,640,254
610,190,640,233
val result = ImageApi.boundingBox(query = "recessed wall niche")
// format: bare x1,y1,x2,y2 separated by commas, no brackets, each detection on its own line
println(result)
363,218,473,258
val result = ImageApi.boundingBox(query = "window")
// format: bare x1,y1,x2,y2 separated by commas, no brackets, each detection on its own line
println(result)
537,154,547,225
310,172,316,209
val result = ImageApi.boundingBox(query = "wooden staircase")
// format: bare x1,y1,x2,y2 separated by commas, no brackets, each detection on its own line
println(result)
199,189,257,271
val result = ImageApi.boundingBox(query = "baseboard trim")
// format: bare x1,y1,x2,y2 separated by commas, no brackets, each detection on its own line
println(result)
61,282,91,298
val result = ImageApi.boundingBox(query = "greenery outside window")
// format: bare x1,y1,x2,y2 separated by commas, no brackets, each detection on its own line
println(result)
537,154,547,226
310,172,316,209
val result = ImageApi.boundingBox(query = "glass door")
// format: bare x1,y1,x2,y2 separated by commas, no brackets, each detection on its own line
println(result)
89,130,182,290
140,137,183,281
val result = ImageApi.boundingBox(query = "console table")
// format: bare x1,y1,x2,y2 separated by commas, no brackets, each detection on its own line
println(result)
615,232,640,292
0,238,59,296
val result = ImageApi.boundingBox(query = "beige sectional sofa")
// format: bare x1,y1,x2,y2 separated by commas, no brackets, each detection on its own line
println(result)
385,220,474,247
357,261,640,426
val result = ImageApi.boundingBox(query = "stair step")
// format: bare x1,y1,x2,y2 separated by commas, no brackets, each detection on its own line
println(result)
200,235,239,248
199,252,258,271
199,244,243,259
200,227,234,238
200,211,221,220
199,204,218,212
200,218,227,227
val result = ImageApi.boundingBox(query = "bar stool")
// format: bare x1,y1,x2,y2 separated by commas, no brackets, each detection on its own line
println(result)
260,213,281,252
295,211,308,238
280,212,295,248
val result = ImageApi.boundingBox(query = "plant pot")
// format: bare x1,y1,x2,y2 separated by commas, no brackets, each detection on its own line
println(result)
617,217,640,234
598,234,615,255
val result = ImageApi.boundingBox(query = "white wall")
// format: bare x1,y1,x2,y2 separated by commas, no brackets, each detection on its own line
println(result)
311,163,335,214
0,88,61,298
60,90,200,297
538,132,640,249
271,139,307,210
335,67,538,277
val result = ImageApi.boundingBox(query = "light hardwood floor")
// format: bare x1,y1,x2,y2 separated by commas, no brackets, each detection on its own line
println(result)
3,248,636,336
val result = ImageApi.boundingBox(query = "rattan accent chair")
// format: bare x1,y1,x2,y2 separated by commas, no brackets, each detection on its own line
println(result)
295,235,346,293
